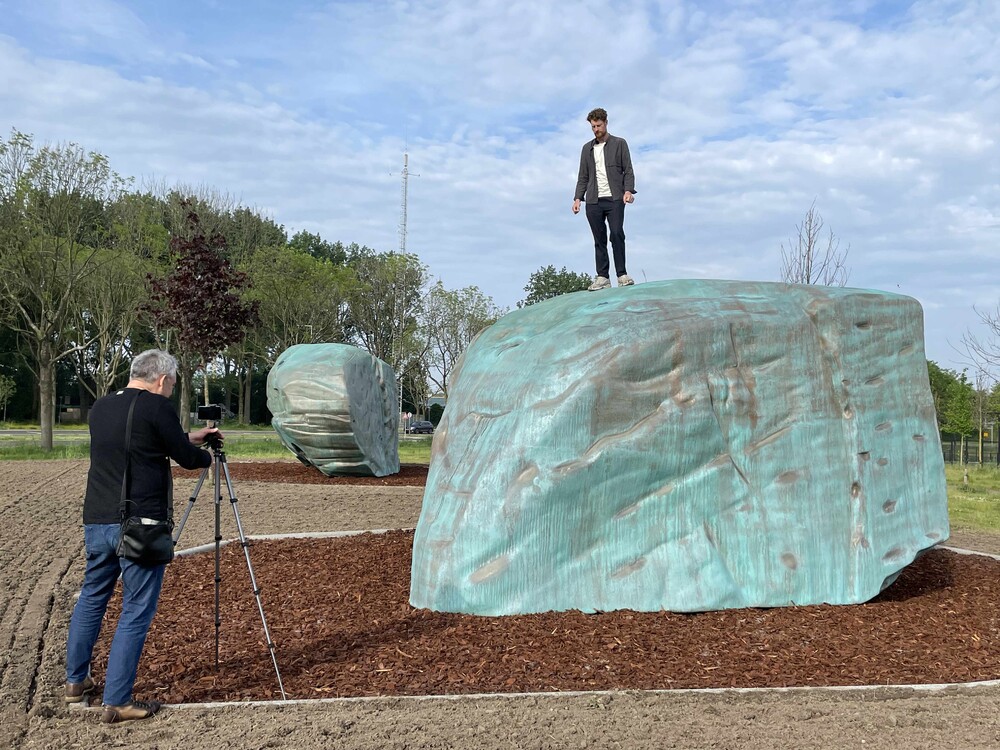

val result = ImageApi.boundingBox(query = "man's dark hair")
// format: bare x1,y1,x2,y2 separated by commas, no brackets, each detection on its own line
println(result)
587,107,608,123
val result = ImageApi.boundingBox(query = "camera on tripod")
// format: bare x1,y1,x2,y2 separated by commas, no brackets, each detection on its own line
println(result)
196,404,225,449
197,404,224,422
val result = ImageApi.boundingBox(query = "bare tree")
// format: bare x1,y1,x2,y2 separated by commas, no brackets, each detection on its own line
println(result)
424,282,504,398
69,249,149,401
779,201,850,286
962,303,1000,372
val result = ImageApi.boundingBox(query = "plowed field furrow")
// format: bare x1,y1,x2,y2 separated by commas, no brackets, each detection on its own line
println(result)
3,464,80,505
3,556,76,712
0,547,54,684
0,462,87,717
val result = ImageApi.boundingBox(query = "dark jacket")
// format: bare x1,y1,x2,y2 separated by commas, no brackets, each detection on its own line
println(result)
574,134,636,204
83,388,211,524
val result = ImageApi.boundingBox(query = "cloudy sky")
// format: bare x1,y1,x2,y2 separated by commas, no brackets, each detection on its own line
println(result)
2,0,998,369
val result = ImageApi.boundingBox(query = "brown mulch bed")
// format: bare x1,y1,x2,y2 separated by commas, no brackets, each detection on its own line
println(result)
91,530,1000,704
172,462,428,486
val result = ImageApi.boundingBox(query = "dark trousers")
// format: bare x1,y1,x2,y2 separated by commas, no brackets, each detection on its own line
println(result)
585,197,627,279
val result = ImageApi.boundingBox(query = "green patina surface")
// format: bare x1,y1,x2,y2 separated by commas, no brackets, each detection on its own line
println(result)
267,343,399,477
410,279,949,614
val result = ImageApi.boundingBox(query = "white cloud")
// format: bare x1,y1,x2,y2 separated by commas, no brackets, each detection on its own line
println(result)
1,0,998,368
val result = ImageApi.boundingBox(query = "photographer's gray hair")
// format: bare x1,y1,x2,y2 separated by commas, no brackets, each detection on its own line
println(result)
130,350,178,382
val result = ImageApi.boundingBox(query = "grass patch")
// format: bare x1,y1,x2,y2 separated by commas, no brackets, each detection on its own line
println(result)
0,434,435,464
0,442,91,460
946,464,1000,531
399,438,433,464
1,421,89,430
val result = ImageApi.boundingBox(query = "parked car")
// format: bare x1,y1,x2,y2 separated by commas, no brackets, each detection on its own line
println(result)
406,420,435,434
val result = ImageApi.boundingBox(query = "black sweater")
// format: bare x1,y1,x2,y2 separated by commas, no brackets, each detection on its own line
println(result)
83,388,212,524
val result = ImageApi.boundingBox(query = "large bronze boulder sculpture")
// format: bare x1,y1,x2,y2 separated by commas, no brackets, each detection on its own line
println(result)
267,343,400,477
410,280,948,614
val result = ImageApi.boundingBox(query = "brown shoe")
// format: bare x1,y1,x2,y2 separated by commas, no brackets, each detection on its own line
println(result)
101,699,162,724
64,676,96,704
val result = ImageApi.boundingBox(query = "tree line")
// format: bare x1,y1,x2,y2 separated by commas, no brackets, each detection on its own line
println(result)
928,362,1000,463
0,129,529,449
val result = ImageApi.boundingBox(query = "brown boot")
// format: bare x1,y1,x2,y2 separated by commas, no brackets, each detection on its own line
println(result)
64,676,96,704
101,699,162,724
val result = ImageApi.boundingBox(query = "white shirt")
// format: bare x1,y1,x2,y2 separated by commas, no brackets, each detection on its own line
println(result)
593,141,612,198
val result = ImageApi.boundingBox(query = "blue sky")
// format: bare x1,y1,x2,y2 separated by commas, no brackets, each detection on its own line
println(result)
1,0,998,370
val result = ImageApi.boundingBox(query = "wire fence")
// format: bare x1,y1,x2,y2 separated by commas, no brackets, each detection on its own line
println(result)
941,435,999,465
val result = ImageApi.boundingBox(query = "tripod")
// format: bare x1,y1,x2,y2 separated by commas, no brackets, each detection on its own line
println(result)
173,434,287,700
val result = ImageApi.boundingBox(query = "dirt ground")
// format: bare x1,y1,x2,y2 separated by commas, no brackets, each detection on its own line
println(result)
2,459,999,750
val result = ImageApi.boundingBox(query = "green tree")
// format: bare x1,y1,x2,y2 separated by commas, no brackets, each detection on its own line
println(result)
0,129,128,449
287,230,348,265
0,373,15,422
344,251,428,370
218,206,286,267
249,244,351,360
234,243,352,420
428,402,444,425
927,361,958,428
69,192,170,402
518,264,592,307
940,370,975,463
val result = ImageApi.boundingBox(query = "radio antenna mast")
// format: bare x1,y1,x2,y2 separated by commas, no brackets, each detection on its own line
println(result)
391,148,419,428
399,152,410,252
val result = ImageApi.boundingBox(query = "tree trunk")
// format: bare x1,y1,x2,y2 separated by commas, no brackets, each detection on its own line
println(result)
223,357,234,416
242,367,252,424
179,362,192,432
39,354,54,451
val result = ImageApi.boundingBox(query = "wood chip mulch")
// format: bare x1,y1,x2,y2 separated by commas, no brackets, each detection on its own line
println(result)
90,530,1000,704
172,462,428,486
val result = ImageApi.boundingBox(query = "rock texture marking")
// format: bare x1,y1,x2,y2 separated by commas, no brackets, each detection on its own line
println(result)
267,343,399,477
409,280,948,614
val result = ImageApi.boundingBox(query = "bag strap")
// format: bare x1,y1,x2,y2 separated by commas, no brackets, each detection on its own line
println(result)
118,389,142,521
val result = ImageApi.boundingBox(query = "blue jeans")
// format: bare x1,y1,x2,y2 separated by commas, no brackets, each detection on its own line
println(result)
65,523,165,706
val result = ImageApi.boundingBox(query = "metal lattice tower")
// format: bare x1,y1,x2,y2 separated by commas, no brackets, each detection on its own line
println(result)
393,151,416,426
398,152,410,253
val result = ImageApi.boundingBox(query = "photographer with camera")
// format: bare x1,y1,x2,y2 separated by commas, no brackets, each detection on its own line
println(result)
64,349,221,723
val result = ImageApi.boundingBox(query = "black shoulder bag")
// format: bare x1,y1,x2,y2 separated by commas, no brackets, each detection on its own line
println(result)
116,390,175,566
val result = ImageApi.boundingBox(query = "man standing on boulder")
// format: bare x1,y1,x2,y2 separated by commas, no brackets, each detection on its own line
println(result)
572,107,636,291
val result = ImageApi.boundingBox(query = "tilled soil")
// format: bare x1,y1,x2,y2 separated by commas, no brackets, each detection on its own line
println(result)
3,460,999,750
89,531,1000,704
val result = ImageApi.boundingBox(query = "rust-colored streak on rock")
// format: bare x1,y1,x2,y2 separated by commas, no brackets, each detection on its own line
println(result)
470,555,511,584
610,557,647,580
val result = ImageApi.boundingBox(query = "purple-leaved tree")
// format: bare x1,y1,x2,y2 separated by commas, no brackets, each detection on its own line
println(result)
146,211,259,429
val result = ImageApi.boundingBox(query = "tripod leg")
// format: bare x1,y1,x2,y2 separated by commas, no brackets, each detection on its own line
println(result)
214,455,223,671
173,465,210,545
218,454,288,701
